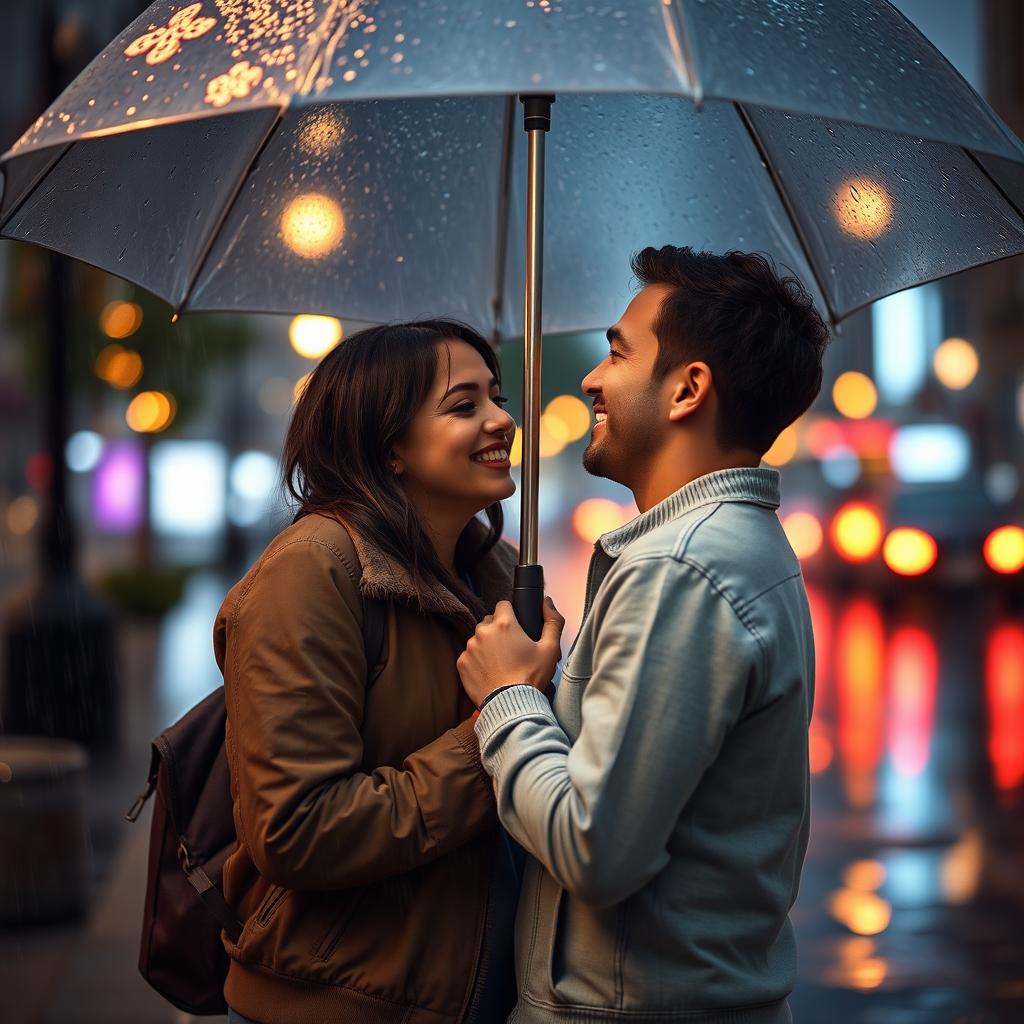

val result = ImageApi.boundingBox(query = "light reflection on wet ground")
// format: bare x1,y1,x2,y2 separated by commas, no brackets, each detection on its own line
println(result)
788,585,1024,1022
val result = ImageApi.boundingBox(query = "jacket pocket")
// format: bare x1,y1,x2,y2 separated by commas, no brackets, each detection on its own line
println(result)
312,888,366,962
254,883,288,927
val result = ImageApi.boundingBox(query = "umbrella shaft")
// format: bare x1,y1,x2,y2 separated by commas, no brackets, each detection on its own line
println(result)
520,125,545,566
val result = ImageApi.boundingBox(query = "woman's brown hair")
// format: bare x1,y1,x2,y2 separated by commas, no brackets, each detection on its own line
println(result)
282,319,506,619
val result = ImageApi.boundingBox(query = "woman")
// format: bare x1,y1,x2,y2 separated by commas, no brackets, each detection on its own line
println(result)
214,320,533,1024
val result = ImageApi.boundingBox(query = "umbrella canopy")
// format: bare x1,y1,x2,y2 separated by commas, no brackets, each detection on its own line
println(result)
3,0,1024,333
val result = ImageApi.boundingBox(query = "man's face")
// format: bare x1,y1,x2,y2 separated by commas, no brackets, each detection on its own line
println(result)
580,284,674,486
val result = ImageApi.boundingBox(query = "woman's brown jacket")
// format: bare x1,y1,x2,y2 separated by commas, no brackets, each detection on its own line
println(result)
213,511,517,1024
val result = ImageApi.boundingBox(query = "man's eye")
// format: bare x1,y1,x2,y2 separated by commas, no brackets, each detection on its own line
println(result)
609,350,622,359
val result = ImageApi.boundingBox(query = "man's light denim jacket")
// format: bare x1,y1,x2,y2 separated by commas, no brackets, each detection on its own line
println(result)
475,467,814,1024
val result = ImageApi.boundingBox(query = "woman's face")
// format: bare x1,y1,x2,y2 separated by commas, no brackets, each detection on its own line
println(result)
392,339,516,517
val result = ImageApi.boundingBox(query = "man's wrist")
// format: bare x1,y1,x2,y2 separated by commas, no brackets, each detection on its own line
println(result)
478,682,530,711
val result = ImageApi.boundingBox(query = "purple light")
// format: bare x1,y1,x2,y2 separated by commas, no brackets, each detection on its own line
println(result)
92,440,144,532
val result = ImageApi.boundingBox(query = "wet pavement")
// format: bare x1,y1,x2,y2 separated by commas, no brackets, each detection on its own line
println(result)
2,568,1023,1022
788,586,1024,1023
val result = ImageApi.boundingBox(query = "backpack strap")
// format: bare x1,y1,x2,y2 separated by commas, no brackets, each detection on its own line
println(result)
178,841,243,944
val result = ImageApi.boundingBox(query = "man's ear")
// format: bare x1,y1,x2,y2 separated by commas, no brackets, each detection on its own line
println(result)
667,361,713,422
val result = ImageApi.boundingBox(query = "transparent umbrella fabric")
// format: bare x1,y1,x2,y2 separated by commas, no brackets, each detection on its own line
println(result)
3,0,1024,331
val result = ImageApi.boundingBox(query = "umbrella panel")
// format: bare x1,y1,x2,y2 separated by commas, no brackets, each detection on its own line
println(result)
682,0,1023,162
188,96,506,328
746,106,1024,317
2,107,279,309
500,94,824,336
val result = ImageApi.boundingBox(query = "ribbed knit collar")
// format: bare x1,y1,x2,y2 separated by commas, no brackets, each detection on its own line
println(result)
599,467,781,557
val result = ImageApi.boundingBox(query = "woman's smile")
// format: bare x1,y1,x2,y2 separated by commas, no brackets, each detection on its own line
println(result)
471,441,511,471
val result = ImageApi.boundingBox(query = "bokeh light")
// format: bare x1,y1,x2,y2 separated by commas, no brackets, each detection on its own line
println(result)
539,414,566,458
509,428,523,468
65,430,104,473
842,860,887,892
296,109,346,156
544,395,592,443
573,498,626,544
763,422,799,466
833,178,893,239
126,390,176,433
289,314,343,358
821,444,861,489
6,495,38,536
281,193,345,259
831,503,883,563
983,525,1024,574
933,337,979,390
828,888,892,936
833,372,878,420
99,300,143,339
95,343,144,389
782,511,823,560
883,527,938,577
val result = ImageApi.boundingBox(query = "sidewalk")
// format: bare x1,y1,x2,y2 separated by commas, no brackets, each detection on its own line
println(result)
1,573,230,1023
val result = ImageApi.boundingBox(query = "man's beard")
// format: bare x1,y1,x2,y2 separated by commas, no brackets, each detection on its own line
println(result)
582,385,662,486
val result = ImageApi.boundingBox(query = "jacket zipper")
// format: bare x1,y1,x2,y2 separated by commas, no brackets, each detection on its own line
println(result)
255,884,287,926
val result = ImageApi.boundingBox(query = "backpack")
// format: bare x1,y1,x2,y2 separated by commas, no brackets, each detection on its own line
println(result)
125,595,387,1016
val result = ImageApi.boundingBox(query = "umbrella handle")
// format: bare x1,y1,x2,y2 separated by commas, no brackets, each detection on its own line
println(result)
512,563,545,642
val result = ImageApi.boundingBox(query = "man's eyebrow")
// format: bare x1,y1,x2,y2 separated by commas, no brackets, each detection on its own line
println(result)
606,326,632,351
439,377,499,403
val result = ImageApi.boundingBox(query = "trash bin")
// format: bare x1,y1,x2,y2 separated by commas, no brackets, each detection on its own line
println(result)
0,736,89,923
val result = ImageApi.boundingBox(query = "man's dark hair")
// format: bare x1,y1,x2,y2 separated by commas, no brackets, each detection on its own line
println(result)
631,246,830,456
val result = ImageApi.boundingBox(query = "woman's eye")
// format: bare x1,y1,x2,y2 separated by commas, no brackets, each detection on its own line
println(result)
453,395,508,414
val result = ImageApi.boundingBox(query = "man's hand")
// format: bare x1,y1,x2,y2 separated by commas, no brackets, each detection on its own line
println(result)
458,597,565,709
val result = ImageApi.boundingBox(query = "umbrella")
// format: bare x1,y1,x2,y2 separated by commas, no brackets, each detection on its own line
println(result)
3,0,1024,635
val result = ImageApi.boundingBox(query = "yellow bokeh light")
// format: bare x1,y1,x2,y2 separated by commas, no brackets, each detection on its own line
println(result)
100,300,143,339
544,395,592,444
883,527,938,577
832,372,878,420
831,503,883,563
782,511,823,560
573,498,626,544
281,193,345,259
95,343,144,389
6,495,39,536
297,109,346,156
984,525,1024,575
539,414,566,458
833,178,893,240
842,860,887,892
293,372,312,403
509,428,523,468
763,423,799,466
289,314,343,359
125,390,175,433
828,889,892,936
933,337,979,391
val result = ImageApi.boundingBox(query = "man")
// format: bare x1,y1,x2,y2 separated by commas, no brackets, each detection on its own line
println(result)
458,246,830,1024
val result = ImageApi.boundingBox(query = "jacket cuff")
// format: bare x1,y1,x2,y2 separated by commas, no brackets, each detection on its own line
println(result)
473,684,556,769
451,715,489,779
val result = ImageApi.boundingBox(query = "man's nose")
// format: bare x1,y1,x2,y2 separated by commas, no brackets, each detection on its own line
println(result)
581,366,601,395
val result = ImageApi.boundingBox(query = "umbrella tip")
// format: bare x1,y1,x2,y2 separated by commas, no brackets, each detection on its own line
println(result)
170,312,179,324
